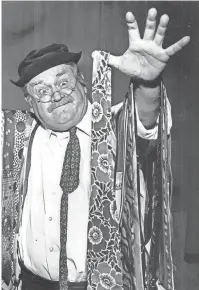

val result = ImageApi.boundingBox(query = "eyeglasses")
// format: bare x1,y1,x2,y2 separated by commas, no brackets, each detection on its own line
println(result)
32,86,76,103
30,72,77,103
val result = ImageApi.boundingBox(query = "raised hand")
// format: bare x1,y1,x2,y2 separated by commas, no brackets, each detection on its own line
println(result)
112,8,190,81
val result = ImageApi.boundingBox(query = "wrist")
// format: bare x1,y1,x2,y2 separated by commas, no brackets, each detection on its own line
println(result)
132,76,161,89
108,54,120,69
134,78,161,106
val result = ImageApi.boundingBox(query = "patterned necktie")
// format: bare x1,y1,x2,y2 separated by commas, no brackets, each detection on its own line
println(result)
59,127,81,290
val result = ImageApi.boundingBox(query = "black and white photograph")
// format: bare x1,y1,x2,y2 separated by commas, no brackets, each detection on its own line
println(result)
1,1,199,290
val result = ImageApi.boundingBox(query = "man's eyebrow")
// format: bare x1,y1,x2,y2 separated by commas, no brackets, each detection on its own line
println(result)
30,80,44,86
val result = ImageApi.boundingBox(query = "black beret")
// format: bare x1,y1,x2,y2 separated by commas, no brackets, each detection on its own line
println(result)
11,44,82,87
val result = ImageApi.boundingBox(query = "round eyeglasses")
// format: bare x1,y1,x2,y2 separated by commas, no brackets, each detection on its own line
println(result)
32,86,76,103
29,72,77,103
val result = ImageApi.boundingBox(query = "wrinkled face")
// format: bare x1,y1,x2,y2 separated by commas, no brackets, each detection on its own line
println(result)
26,64,88,132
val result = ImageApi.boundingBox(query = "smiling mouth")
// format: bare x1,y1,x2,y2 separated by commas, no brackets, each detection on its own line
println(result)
47,97,73,113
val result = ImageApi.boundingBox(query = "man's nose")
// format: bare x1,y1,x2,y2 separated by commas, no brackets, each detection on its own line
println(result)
51,91,62,102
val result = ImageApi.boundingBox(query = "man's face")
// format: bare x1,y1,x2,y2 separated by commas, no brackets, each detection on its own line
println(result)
26,64,88,132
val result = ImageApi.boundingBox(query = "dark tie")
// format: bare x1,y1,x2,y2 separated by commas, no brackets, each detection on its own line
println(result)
59,127,81,290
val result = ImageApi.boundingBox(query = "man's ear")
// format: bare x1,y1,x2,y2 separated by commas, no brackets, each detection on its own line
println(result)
25,95,34,113
69,62,78,76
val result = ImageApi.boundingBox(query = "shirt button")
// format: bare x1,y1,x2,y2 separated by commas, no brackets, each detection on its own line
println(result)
52,192,56,195
49,247,54,252
49,217,52,221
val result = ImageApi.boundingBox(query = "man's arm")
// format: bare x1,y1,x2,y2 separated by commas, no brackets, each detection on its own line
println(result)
108,8,189,129
133,82,160,129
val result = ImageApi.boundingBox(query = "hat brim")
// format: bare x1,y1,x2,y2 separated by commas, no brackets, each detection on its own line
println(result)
11,51,82,88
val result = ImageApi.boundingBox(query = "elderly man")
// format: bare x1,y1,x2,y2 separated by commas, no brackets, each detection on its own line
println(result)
2,8,189,290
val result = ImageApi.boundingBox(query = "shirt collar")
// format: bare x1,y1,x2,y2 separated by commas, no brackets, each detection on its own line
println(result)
76,102,91,137
44,101,91,139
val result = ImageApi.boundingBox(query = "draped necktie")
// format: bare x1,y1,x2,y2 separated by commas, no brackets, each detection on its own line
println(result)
59,127,81,290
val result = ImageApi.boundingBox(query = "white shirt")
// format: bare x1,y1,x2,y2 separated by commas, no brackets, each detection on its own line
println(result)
19,104,91,282
18,101,172,281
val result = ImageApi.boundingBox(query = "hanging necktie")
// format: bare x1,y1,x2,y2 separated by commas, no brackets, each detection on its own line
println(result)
59,127,81,290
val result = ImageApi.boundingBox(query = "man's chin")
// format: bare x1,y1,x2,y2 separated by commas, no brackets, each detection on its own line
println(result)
46,122,71,132
47,114,76,131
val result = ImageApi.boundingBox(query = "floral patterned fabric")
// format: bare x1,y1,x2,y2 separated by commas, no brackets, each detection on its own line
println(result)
87,51,123,290
87,51,173,290
2,110,34,288
88,51,144,290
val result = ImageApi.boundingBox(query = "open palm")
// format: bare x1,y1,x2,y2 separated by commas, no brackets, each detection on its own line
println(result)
118,8,190,81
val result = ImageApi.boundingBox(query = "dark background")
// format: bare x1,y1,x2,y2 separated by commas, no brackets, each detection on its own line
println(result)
2,1,199,289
